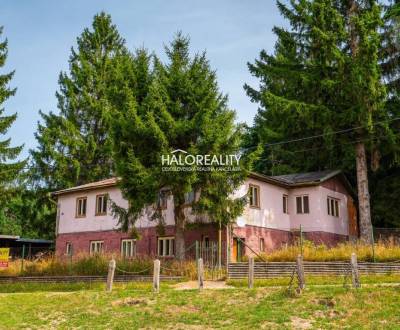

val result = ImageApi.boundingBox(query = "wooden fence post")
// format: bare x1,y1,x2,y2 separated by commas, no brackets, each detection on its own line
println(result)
248,257,254,289
197,258,204,290
351,253,361,288
296,254,305,290
153,259,160,293
106,259,116,292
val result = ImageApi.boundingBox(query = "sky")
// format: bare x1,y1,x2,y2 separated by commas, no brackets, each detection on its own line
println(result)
0,0,287,159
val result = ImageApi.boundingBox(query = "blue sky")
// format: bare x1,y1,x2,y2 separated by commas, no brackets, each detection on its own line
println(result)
0,0,286,159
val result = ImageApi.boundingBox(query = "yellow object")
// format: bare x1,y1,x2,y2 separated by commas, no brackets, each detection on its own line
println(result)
0,248,10,267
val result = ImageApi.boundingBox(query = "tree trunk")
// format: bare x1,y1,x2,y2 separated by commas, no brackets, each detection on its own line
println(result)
355,142,373,244
174,205,186,260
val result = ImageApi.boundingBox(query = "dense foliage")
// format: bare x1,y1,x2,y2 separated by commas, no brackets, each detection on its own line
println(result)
111,33,253,258
244,0,399,233
31,12,126,190
0,26,26,235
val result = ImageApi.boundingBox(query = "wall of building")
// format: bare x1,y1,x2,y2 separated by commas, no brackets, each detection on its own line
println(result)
57,186,177,234
56,224,223,258
55,176,354,259
288,184,349,236
237,178,291,231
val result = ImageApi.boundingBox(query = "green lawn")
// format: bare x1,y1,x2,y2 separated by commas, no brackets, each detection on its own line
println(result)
0,280,399,329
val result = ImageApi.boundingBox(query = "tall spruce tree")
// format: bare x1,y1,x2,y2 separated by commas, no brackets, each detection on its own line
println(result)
245,0,390,243
370,0,400,228
0,26,26,234
112,34,252,259
31,13,126,190
0,26,25,200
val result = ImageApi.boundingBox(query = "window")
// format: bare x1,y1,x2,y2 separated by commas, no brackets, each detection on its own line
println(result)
202,236,210,249
283,194,288,214
260,238,265,252
296,195,309,214
327,197,340,217
249,184,260,208
95,194,108,216
76,197,87,217
157,237,175,257
184,191,195,205
158,191,168,210
90,241,104,254
66,242,73,256
121,239,136,258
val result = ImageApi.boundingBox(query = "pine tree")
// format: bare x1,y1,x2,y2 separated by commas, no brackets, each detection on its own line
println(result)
245,0,389,243
0,26,25,203
31,13,127,190
112,33,252,259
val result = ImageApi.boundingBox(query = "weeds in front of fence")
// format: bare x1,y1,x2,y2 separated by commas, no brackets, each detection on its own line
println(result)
248,241,400,262
0,254,153,277
0,254,225,280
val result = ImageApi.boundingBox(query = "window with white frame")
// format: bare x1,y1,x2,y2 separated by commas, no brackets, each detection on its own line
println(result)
327,197,340,217
296,195,309,214
95,194,108,215
283,194,288,214
76,197,87,217
121,239,136,258
90,240,104,254
157,237,175,257
249,184,260,208
66,242,73,256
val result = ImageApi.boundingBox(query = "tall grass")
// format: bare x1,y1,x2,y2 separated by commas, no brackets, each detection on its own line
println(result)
251,241,400,262
0,254,154,277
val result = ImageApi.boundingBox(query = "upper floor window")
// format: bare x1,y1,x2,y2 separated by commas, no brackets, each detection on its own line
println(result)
327,197,340,217
296,195,309,214
121,239,136,258
249,184,260,208
90,240,104,255
184,191,195,205
95,194,108,216
158,191,168,210
76,197,87,218
283,194,288,214
158,236,175,257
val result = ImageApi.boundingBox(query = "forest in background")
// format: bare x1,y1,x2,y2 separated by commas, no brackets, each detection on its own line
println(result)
0,0,399,241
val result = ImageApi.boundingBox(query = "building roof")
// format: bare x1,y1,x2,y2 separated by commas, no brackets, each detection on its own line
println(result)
272,170,342,186
52,177,119,196
0,235,53,244
53,170,351,196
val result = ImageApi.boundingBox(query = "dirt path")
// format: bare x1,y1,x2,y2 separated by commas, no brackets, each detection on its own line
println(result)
172,281,234,290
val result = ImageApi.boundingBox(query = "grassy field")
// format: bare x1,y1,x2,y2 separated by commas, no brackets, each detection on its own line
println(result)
0,279,399,329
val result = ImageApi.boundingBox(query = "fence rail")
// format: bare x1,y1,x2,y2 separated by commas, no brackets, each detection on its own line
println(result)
0,275,182,283
228,261,400,279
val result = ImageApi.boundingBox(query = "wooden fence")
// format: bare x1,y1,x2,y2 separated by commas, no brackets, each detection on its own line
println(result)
228,261,400,279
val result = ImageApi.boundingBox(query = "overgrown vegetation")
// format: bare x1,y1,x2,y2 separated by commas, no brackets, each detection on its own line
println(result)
0,254,216,280
249,241,400,262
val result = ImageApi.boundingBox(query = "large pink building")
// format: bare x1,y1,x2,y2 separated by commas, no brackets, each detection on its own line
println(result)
54,170,358,262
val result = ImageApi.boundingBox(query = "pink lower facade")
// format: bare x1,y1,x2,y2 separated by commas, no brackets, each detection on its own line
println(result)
56,224,347,262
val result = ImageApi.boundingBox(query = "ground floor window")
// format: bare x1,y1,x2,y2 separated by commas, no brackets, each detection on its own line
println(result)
121,239,136,258
157,237,174,257
66,242,73,256
259,238,265,252
90,240,104,255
